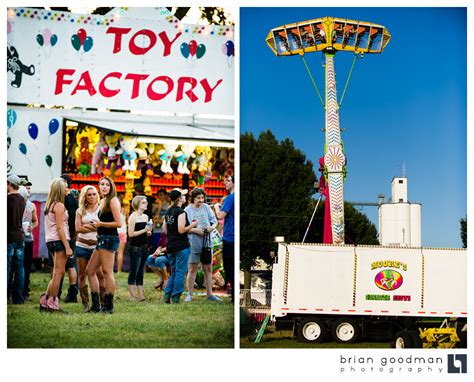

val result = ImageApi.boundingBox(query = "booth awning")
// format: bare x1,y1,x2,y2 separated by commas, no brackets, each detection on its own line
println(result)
64,110,234,147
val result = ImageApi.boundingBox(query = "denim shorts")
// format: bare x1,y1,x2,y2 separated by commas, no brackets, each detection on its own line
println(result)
46,240,65,253
96,234,120,252
75,245,94,259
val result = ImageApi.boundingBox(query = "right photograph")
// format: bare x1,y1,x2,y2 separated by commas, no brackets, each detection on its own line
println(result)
239,7,467,348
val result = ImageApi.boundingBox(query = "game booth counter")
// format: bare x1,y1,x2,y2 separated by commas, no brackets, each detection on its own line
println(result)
7,7,235,260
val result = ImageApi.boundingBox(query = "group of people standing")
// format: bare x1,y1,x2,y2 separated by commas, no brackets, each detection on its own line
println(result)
7,172,235,312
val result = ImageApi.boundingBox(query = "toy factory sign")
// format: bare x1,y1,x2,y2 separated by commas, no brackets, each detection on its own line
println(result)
7,8,235,115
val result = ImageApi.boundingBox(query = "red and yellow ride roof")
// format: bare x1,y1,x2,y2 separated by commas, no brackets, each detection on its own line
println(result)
266,16,391,56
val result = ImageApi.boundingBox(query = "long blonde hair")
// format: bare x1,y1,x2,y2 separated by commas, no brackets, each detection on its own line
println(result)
99,176,117,212
78,185,99,216
44,178,66,215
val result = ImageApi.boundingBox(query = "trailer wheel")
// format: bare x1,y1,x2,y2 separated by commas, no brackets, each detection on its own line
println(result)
392,330,414,348
331,318,360,343
408,330,423,348
297,318,327,343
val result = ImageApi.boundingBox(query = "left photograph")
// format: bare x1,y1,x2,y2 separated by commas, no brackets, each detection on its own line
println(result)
6,6,235,348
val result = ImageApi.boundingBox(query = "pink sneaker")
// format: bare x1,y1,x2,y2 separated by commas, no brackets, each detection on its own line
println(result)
46,296,60,312
39,293,49,311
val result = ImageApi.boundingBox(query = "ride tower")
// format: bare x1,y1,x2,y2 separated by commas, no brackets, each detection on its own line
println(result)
266,17,391,245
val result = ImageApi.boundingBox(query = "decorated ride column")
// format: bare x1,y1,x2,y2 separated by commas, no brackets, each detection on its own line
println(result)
323,49,345,245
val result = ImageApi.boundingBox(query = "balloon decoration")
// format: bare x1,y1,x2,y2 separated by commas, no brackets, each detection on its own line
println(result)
7,109,17,129
48,118,59,143
50,34,58,46
36,29,58,57
7,137,11,150
28,123,38,140
45,155,54,179
7,21,12,34
180,40,206,64
222,40,235,67
19,143,31,166
71,29,94,53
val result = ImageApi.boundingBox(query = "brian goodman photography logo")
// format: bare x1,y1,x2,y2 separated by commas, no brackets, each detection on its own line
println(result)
447,354,467,373
338,353,467,375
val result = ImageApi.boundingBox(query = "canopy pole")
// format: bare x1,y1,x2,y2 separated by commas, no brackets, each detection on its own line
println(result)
302,193,323,243
339,53,361,108
300,54,325,109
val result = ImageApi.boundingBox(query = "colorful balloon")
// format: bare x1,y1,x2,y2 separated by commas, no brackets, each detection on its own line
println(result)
197,44,206,59
77,28,87,45
71,34,81,51
42,28,52,46
36,34,44,46
45,155,53,167
83,36,93,52
225,40,234,57
7,109,17,128
28,123,38,140
50,34,58,46
180,42,190,59
7,21,12,34
49,118,59,135
7,136,11,150
19,143,27,155
189,40,197,56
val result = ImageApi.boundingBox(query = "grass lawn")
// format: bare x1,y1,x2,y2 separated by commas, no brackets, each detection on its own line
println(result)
7,272,234,348
240,326,390,349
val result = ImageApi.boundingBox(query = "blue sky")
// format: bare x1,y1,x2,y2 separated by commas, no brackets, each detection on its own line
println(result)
240,7,467,248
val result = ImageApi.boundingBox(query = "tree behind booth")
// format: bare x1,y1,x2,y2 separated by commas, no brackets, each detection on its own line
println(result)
240,130,316,271
240,130,379,273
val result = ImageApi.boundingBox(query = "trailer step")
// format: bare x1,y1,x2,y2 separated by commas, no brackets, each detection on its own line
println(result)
254,315,271,343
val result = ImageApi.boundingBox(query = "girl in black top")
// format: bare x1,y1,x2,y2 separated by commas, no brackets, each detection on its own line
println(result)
127,195,152,302
162,188,197,303
86,176,121,313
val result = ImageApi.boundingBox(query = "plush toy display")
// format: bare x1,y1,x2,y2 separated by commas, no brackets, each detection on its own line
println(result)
76,136,93,176
223,148,235,177
158,144,178,173
116,135,145,171
192,146,213,174
175,144,196,174
91,131,105,175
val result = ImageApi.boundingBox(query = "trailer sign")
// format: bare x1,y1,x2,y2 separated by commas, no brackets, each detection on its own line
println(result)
374,269,403,291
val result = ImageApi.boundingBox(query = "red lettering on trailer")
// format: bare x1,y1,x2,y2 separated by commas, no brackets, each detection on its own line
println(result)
332,309,340,312
381,310,389,313
281,308,289,311
402,311,410,313
298,308,307,311
445,312,453,314
315,308,324,311
364,310,373,313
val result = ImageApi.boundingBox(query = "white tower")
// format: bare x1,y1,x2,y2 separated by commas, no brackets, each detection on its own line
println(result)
379,177,422,247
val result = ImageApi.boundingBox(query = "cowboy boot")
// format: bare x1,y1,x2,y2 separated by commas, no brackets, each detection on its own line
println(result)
39,293,49,311
99,286,106,306
87,292,101,313
80,285,89,311
102,293,114,314
46,296,61,312
64,285,78,303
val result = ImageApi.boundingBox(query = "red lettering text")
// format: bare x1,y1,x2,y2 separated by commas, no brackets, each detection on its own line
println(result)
99,72,122,97
129,29,158,55
55,69,75,95
176,77,198,102
200,79,223,103
124,73,150,99
147,76,174,100
158,31,182,57
106,27,132,54
71,71,97,96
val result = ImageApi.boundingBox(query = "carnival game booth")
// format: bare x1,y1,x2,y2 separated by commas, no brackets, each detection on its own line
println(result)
7,7,235,261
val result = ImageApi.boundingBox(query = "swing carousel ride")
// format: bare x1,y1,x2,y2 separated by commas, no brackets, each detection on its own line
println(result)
266,16,391,245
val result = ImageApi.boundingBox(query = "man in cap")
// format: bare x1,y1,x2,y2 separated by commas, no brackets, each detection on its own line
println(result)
7,174,26,304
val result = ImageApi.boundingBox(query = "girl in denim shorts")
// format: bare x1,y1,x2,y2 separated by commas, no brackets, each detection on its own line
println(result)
86,177,121,313
127,195,153,302
39,178,74,312
75,185,106,311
